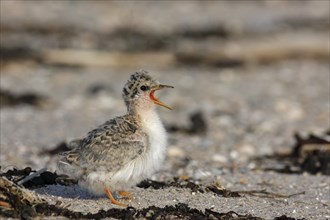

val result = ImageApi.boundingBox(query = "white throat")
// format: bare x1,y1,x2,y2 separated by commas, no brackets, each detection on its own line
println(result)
137,107,167,172
139,108,167,153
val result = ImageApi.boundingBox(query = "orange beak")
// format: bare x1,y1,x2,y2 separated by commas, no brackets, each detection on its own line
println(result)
149,84,174,110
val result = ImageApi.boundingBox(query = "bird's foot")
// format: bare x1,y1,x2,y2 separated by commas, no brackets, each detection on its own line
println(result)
104,188,127,207
0,201,11,209
119,191,133,200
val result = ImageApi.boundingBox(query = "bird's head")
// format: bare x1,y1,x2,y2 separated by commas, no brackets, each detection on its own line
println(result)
122,70,173,112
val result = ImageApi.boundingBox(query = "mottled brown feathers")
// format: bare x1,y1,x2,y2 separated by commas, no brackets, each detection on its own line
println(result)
60,114,147,174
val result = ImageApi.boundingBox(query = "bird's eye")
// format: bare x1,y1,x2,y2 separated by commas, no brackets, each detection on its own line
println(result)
140,85,149,91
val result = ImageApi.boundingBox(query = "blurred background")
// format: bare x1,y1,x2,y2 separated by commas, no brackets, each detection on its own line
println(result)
0,1,329,176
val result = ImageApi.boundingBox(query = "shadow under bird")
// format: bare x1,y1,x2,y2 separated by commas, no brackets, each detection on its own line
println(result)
57,70,173,206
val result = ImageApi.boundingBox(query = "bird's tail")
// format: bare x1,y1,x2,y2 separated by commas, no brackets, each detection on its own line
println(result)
57,152,84,180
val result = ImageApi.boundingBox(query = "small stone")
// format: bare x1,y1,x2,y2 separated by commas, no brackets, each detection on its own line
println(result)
275,100,304,120
239,144,256,157
229,151,238,160
212,154,228,163
168,146,186,158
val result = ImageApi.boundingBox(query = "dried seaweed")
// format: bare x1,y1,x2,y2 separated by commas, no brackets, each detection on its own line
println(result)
39,141,70,155
1,170,303,219
233,190,305,199
206,184,240,198
138,178,304,200
137,177,205,193
0,89,49,108
0,177,43,219
1,177,264,220
35,203,264,220
167,111,208,135
274,216,304,220
254,131,330,175
0,167,76,188
0,167,32,183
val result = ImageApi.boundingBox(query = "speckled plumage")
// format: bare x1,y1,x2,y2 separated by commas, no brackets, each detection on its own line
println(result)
57,70,173,205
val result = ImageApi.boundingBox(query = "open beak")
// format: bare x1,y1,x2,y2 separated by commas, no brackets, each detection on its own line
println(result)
150,84,174,110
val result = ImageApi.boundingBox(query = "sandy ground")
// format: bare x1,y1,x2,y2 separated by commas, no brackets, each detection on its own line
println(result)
1,1,329,219
1,61,329,219
33,172,328,219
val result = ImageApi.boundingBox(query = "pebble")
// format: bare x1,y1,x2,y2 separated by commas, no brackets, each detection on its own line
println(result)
167,146,186,158
212,154,228,163
275,100,304,120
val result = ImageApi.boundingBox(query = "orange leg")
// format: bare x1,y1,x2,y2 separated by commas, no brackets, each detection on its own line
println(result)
119,191,133,200
104,188,127,207
0,201,11,209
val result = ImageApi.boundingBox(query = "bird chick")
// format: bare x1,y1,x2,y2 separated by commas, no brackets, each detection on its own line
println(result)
57,70,173,206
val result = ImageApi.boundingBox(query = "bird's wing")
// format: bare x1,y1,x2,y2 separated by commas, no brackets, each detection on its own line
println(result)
60,115,147,173
68,138,84,149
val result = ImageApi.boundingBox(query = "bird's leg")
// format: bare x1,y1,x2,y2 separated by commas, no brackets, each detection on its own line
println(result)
104,188,127,207
119,191,133,200
0,201,11,209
